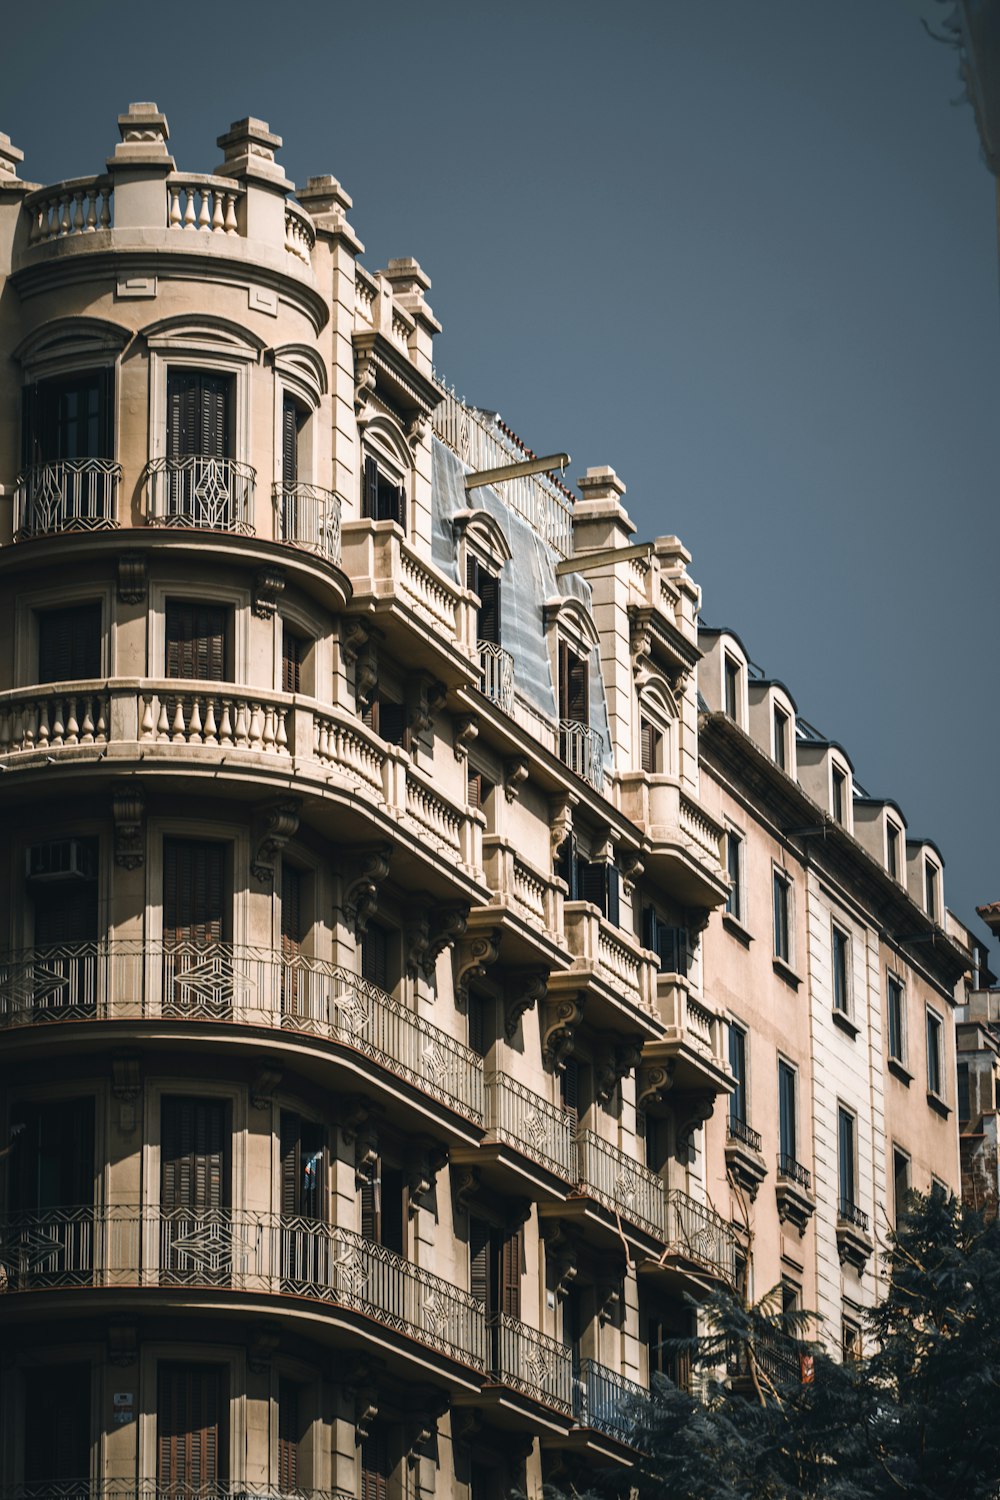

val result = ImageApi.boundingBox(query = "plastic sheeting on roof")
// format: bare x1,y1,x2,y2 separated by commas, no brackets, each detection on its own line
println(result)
432,437,612,775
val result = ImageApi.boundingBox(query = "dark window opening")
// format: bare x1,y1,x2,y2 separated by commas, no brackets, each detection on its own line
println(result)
362,693,408,749
165,600,230,682
282,627,304,695
640,719,662,774
642,906,688,975
163,839,228,946
728,1024,747,1126
360,922,392,993
38,602,102,683
837,1107,856,1213
892,1148,911,1224
773,873,790,963
467,556,502,646
160,1097,230,1213
22,370,113,466
363,454,406,527
724,655,740,720
558,642,590,725
30,835,99,947
724,831,742,921
832,927,850,1015
281,1112,325,1222
778,1060,797,1165
11,1097,95,1212
832,767,847,825
282,396,304,487
556,834,620,926
157,1363,227,1492
278,1379,305,1495
360,1158,405,1255
167,370,232,460
887,975,905,1063
360,1427,391,1500
24,1363,92,1483
469,1215,523,1318
773,706,788,770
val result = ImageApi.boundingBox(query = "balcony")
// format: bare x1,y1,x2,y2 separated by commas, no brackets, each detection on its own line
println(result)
0,1487,352,1500
727,1328,802,1391
481,1072,576,1186
489,1312,573,1413
648,975,731,1093
574,1358,648,1446
478,640,514,713
274,482,343,565
660,1189,737,1285
557,902,658,1034
836,1198,873,1272
724,1116,767,1200
0,942,484,1126
14,460,122,538
0,1207,486,1370
144,457,256,534
576,1130,665,1241
558,720,605,794
619,773,729,907
775,1154,815,1236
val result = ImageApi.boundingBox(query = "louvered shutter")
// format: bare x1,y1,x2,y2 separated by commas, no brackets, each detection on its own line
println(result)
567,651,589,724
501,1225,522,1318
659,926,688,976
278,1379,300,1492
161,1098,227,1212
468,769,483,809
556,832,578,900
202,376,228,459
281,1112,302,1217
363,456,379,519
561,1058,579,1134
34,878,99,947
167,371,196,460
165,601,227,682
606,863,620,928
38,602,102,684
163,840,225,945
469,1216,490,1309
392,480,406,528
378,700,407,747
466,555,479,594
282,629,303,694
281,863,304,1007
558,642,570,720
24,1363,91,1482
478,568,501,646
100,366,114,461
282,397,299,486
581,860,616,918
360,1161,379,1243
361,1429,390,1500
361,924,389,992
640,721,656,773
157,1364,225,1490
361,694,379,733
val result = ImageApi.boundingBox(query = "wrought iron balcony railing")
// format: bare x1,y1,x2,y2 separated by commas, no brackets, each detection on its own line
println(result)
14,460,122,538
0,1485,352,1500
727,1116,762,1153
838,1198,870,1233
273,482,343,565
477,641,514,713
726,1328,802,1388
558,720,605,793
144,457,255,533
576,1131,665,1238
483,1072,576,1181
0,1207,487,1370
777,1153,812,1192
664,1188,738,1283
489,1312,572,1413
0,943,483,1124
574,1358,648,1444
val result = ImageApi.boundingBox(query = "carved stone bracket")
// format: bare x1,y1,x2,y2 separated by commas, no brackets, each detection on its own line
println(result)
111,1053,141,1133
339,1094,378,1146
637,1059,675,1113
341,619,370,667
251,799,300,886
250,1061,283,1111
542,1222,578,1299
117,552,147,604
549,795,576,860
112,782,145,870
248,1326,280,1374
405,909,430,980
424,905,469,980
453,1166,480,1215
354,1385,380,1441
453,715,479,762
541,993,585,1073
343,846,392,937
503,756,529,803
407,675,447,741
405,1394,449,1467
406,413,430,451
354,347,378,416
628,607,653,678
594,1037,644,1104
353,1124,380,1189
406,1140,449,1215
252,566,285,620
619,851,645,895
595,1261,626,1325
504,969,547,1041
675,1093,715,1161
454,929,502,1009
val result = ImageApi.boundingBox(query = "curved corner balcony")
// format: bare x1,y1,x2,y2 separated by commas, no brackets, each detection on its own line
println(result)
144,457,256,533
558,720,605,795
14,459,122,538
0,942,484,1125
274,481,343,565
477,641,514,714
0,1206,486,1372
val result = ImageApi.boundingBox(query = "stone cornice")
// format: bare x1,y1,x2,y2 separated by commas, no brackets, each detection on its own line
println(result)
352,329,441,420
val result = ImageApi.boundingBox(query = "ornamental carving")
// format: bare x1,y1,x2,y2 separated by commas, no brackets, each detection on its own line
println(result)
504,969,547,1041
341,619,370,666
541,993,585,1073
542,1221,578,1299
503,756,529,802
637,1059,675,1112
342,846,392,937
117,552,147,604
250,1061,283,1110
422,905,469,980
252,566,285,620
250,799,300,885
112,782,145,870
406,1140,449,1215
594,1037,645,1103
454,929,502,1009
453,715,479,762
675,1093,715,1161
549,794,576,859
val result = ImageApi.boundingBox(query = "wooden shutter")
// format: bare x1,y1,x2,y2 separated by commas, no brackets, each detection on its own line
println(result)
24,1363,91,1482
167,370,230,459
478,568,501,646
361,1429,390,1500
469,1216,490,1309
581,860,618,922
556,831,579,900
561,1058,579,1134
466,555,479,594
33,874,99,948
281,1112,302,1217
360,1162,379,1243
163,840,225,945
161,1097,228,1212
157,1363,225,1490
13,1098,94,1213
363,455,379,519
640,721,659,773
282,397,300,486
500,1225,522,1318
165,601,227,681
281,864,304,963
562,647,589,724
278,1379,301,1492
282,629,303,695
38,602,102,683
378,699,408,747
361,923,390,992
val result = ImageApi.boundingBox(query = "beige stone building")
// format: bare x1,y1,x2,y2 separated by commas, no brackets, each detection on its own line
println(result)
0,103,970,1499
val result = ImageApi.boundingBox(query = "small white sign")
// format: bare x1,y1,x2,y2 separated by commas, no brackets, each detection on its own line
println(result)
113,1392,134,1407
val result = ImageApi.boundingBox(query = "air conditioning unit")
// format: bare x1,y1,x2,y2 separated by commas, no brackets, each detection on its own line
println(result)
25,839,96,883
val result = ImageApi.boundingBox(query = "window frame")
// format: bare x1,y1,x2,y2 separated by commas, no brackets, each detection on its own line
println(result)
777,1057,798,1167
892,1145,911,1225
728,1021,748,1127
886,819,902,882
925,1007,944,1100
924,858,941,922
831,922,852,1019
772,867,792,967
146,320,259,471
837,1104,857,1216
723,652,742,724
886,971,907,1066
772,703,789,771
724,825,745,926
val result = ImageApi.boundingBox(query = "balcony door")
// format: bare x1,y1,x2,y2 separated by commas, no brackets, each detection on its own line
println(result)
24,1363,91,1485
163,839,228,1014
280,1111,326,1285
9,1098,94,1287
157,1363,227,1495
160,1097,230,1283
165,369,233,524
23,371,113,466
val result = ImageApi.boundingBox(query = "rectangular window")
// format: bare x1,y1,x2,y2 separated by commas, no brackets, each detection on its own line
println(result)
161,1096,229,1212
37,601,102,683
642,906,688,975
892,1147,911,1224
167,370,232,460
23,369,114,465
926,1010,943,1097
280,1112,325,1222
832,766,847,825
282,396,302,487
886,821,900,881
11,1097,95,1212
842,1318,863,1362
467,557,502,646
558,642,590,725
363,454,406,527
281,627,304,695
580,858,620,927
163,839,227,946
640,718,663,774
925,861,939,921
728,1023,747,1126
157,1363,227,1492
360,1158,405,1254
772,871,791,964
773,705,788,770
360,1427,391,1500
725,830,743,922
832,925,851,1015
958,1061,970,1122
24,1363,92,1483
360,922,391,992
278,1379,304,1495
837,1107,856,1214
778,1060,797,1166
165,600,229,682
30,834,100,948
887,974,905,1063
724,654,740,721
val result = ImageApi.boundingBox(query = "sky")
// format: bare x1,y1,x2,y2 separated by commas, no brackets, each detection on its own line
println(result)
4,0,997,947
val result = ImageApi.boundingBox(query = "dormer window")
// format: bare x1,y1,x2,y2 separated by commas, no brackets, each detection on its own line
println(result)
886,821,901,881
832,765,848,826
467,557,501,646
363,452,406,527
924,859,939,922
773,705,789,771
724,654,741,722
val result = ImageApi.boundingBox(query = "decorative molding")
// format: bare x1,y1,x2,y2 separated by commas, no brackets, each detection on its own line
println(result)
454,1166,480,1214
775,1175,816,1237
342,846,392,937
406,1140,449,1215
725,1134,768,1202
836,1219,874,1273
404,909,430,980
541,993,585,1073
637,1059,675,1112
112,782,145,870
504,969,547,1041
549,795,576,859
619,851,644,895
542,1222,578,1299
111,1053,141,1133
252,566,285,619
405,413,429,451
503,756,529,803
454,929,502,1009
341,618,370,667
354,346,378,416
675,1093,715,1160
424,905,469,980
353,1123,380,1189
338,1094,377,1145
594,1037,644,1104
405,1394,449,1467
250,1061,283,1111
251,799,300,885
453,715,479,762
117,553,147,604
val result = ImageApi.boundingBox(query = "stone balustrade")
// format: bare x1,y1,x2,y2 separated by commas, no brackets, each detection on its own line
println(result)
25,176,113,242
166,173,241,235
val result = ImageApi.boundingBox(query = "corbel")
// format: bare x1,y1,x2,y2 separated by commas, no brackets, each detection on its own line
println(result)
628,606,654,683
549,793,577,860
503,756,529,802
405,1393,449,1467
423,904,470,980
594,1036,644,1104
355,632,381,708
406,675,447,740
117,552,147,604
595,1261,626,1326
250,1060,283,1111
637,1059,675,1113
112,782,145,871
542,1221,578,1299
541,992,585,1073
250,798,300,886
506,1197,532,1233
504,969,547,1041
452,1409,483,1447
341,618,370,667
111,1052,141,1133
406,1140,449,1216
453,1166,480,1214
406,413,430,451
354,346,378,416
354,1122,381,1188
108,1322,137,1368
453,715,479,762
252,566,285,620
620,851,644,895
339,1093,377,1145
405,908,430,979
454,929,502,1010
248,1326,280,1374
342,845,392,937
355,1385,380,1441
675,1093,716,1161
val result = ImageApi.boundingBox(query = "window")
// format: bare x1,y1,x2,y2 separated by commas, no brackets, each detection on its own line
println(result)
467,989,491,1058
24,1364,92,1484
360,921,392,993
772,871,791,964
11,1098,94,1212
558,642,590,725
29,835,99,948
469,1216,523,1317
642,905,688,973
161,1097,230,1214
361,1427,392,1500
165,600,230,681
163,839,228,946
22,369,114,465
837,1107,856,1215
892,1147,911,1225
842,1317,863,1362
728,1023,748,1127
362,692,408,749
278,1379,305,1495
640,718,663,773
280,862,305,1015
778,1060,797,1168
559,835,620,926
926,1010,943,1097
886,821,901,881
281,395,304,487
831,765,848,826
560,1057,580,1134
467,767,494,811
360,1155,405,1254
958,1061,970,1122
281,625,306,696
363,453,406,526
724,829,743,922
167,369,232,460
37,601,102,683
280,1112,325,1222
832,925,851,1016
724,654,741,721
773,705,789,770
467,556,502,647
887,974,906,1064
925,860,939,922
158,1363,227,1493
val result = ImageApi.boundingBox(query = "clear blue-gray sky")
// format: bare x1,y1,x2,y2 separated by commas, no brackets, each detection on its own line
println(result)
4,0,997,946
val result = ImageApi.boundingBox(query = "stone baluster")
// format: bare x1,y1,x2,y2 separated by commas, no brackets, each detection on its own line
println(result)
168,186,182,228
218,701,234,745
223,192,238,234
183,188,196,229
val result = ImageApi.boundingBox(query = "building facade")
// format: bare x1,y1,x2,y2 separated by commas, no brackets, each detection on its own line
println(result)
0,104,971,1500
